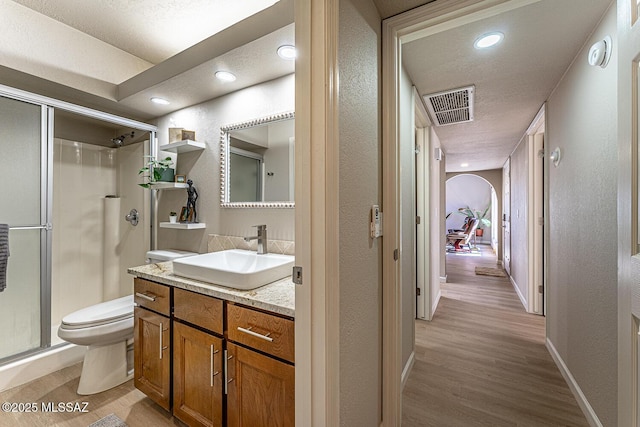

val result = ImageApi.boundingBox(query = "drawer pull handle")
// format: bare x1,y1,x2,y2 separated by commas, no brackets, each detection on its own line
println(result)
135,292,157,302
237,326,273,342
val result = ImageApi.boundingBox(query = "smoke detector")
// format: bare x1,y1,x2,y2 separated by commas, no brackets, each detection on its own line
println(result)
423,85,475,126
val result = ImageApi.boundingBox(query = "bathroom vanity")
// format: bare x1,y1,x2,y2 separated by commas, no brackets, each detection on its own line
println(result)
128,261,294,427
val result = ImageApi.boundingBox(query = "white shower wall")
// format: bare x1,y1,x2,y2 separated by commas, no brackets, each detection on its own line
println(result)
51,139,147,343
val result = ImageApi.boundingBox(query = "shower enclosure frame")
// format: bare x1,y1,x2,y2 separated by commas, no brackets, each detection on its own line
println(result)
0,83,157,365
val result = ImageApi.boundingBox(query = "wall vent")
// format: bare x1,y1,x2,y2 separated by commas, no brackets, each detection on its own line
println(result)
423,85,475,126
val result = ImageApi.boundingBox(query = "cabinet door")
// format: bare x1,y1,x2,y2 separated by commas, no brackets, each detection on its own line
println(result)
173,322,223,427
227,342,294,427
134,307,170,410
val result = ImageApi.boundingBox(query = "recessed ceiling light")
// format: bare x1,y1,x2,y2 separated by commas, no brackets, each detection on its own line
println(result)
150,97,170,105
474,32,504,49
460,163,469,168
215,71,237,82
277,45,296,60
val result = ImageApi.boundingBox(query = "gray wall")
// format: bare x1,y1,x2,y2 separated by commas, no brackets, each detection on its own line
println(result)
338,0,382,424
546,4,617,425
509,141,528,304
154,74,295,253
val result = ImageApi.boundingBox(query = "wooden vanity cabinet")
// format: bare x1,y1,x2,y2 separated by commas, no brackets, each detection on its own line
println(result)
173,322,224,427
132,278,294,427
133,278,171,411
226,303,295,427
173,288,225,427
226,342,294,427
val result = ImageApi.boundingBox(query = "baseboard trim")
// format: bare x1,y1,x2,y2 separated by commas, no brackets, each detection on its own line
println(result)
439,275,447,284
510,276,527,310
431,289,442,318
401,351,415,391
546,338,602,427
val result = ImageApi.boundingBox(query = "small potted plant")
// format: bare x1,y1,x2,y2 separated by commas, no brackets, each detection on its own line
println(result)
169,211,178,223
138,156,175,188
456,205,491,237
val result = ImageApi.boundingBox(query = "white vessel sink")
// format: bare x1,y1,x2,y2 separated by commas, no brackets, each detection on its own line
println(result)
172,249,294,290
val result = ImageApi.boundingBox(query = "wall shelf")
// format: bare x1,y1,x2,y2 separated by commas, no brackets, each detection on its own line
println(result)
159,140,205,153
150,182,188,190
159,222,206,230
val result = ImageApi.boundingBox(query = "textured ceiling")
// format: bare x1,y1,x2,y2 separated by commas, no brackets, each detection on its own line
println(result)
1,0,293,120
1,0,612,160
402,0,612,172
11,0,279,64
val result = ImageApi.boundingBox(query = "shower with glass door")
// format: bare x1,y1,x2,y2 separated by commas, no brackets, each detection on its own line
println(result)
0,89,156,370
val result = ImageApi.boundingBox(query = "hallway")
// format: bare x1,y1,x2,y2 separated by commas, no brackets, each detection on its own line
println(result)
402,246,588,426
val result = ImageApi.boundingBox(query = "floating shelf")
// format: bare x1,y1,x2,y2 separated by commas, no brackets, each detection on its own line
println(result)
159,222,206,229
159,140,205,153
150,182,189,190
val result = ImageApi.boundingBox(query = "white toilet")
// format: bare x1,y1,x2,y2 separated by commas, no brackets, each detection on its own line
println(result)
57,249,197,395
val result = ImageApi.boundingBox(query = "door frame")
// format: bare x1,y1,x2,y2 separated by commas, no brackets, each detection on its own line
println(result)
381,0,544,423
293,0,340,425
525,105,545,315
415,88,431,321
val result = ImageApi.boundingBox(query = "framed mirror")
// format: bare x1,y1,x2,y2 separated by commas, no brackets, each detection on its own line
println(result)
220,111,295,208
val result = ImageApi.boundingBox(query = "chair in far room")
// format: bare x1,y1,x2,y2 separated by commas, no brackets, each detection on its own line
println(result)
446,218,479,252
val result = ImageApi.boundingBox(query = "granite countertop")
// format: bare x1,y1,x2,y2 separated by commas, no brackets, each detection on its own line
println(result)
128,261,295,318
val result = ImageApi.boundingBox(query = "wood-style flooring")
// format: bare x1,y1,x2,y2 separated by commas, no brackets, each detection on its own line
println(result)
0,363,178,427
402,245,588,426
0,245,588,426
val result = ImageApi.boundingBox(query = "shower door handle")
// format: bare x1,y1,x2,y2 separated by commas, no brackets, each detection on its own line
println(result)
125,209,139,226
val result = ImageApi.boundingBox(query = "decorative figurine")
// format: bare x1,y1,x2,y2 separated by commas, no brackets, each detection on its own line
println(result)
185,179,198,223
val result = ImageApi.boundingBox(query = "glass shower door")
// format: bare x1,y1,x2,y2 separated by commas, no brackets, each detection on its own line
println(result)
0,95,49,361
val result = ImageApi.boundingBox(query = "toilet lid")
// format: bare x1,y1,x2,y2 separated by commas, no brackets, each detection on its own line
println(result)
61,295,134,329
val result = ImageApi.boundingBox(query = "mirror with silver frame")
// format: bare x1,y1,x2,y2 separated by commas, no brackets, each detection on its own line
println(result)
220,112,294,208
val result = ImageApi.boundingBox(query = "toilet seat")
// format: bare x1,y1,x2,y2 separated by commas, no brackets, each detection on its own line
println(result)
61,295,133,330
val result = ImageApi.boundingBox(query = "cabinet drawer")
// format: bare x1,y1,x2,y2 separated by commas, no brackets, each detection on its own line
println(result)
134,278,170,316
227,304,294,363
174,288,223,335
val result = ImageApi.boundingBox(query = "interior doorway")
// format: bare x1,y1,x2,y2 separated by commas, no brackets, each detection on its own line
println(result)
445,174,496,250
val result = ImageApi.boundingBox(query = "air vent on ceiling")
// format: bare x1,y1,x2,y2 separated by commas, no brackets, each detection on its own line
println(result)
423,85,475,126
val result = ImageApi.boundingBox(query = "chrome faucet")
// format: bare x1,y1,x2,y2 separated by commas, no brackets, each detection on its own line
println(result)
244,224,267,254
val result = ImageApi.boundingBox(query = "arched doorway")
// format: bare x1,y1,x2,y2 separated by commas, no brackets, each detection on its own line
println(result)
445,171,502,262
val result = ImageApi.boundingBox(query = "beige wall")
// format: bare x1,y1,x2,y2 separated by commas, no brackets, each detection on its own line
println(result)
154,74,295,254
546,4,617,425
338,0,382,424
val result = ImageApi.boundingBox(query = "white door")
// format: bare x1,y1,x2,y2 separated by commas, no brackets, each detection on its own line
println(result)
616,1,640,424
533,133,544,314
503,159,511,274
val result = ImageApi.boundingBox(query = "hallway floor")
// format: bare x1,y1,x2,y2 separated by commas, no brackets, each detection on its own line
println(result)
402,245,589,426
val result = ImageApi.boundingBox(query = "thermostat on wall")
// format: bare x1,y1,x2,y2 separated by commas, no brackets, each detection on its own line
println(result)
371,205,382,239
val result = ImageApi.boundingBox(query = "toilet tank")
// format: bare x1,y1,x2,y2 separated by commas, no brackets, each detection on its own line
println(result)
146,249,198,264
